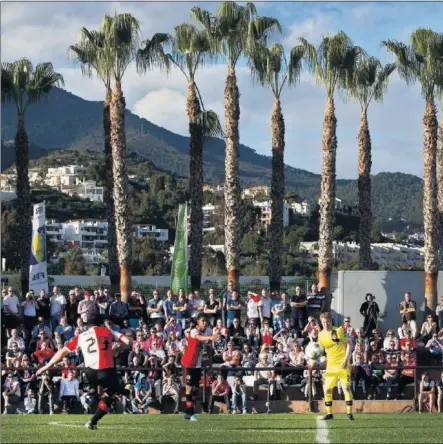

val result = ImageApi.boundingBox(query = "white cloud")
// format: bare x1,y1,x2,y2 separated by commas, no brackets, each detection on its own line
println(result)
283,13,335,48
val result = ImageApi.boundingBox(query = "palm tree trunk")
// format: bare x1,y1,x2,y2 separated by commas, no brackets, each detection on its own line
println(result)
104,89,120,295
187,80,204,291
15,114,31,294
357,110,372,269
111,80,132,302
422,99,438,310
437,113,443,269
318,96,337,292
268,98,285,292
224,66,242,291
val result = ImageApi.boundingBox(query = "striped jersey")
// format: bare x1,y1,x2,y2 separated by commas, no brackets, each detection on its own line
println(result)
65,326,123,370
181,328,203,368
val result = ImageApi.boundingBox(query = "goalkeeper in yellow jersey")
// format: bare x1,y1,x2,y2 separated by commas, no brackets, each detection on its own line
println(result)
316,312,354,420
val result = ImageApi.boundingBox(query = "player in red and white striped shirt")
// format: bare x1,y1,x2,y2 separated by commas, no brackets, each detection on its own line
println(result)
37,319,132,429
181,313,219,421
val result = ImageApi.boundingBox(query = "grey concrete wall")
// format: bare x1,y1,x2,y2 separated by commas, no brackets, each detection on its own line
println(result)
330,271,443,333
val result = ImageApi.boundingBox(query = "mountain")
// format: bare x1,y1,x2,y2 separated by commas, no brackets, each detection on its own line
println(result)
1,140,55,172
1,88,424,227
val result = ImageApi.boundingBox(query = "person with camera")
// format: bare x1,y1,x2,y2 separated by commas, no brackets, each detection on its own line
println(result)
360,293,380,338
21,291,39,338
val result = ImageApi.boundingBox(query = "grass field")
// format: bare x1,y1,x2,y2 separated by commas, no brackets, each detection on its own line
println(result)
2,413,442,443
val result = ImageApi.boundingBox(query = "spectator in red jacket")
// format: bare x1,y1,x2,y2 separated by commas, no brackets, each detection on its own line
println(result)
31,342,55,365
208,374,231,414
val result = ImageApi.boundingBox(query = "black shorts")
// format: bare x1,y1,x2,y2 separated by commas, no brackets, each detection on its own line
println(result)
4,314,20,330
185,368,202,389
84,367,121,397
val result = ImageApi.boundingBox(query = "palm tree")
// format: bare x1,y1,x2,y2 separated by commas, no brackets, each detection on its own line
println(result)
298,32,362,291
192,1,281,290
346,57,396,269
139,24,222,291
383,28,443,310
247,42,304,291
1,59,64,294
439,105,443,268
69,27,120,296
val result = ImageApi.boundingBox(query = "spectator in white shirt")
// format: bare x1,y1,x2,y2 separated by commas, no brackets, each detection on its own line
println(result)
147,290,164,325
17,389,37,415
258,288,272,325
7,329,26,352
50,286,66,330
58,370,79,413
2,374,21,414
21,291,39,337
3,287,21,332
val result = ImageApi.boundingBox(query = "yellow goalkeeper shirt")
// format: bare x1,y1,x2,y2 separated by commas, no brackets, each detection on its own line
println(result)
318,326,348,368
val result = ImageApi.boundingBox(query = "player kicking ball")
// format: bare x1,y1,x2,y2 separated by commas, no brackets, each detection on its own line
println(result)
36,318,132,430
181,313,220,421
315,312,354,421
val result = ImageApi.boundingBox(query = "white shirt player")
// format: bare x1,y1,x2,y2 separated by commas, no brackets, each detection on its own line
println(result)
65,326,123,370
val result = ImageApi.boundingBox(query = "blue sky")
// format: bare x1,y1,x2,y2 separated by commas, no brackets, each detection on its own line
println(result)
2,1,443,179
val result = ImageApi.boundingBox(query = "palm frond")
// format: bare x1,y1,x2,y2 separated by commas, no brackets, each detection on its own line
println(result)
136,33,171,73
195,109,224,139
288,45,305,85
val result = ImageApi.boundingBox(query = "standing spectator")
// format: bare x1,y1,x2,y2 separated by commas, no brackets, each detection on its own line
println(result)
208,374,231,414
2,373,21,414
204,289,221,327
58,370,79,413
3,286,21,333
290,286,307,335
159,376,180,414
246,291,261,327
231,373,247,414
21,291,38,338
306,283,325,321
258,288,272,326
147,290,164,327
36,289,50,326
359,293,380,338
226,291,243,328
77,291,96,324
172,290,188,329
65,291,79,327
399,292,417,337
419,314,437,344
163,289,176,323
222,281,235,327
436,296,443,331
109,293,128,326
49,286,66,331
271,293,286,332
95,287,110,325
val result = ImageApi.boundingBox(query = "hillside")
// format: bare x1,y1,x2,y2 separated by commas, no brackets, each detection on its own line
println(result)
1,88,424,227
1,140,54,171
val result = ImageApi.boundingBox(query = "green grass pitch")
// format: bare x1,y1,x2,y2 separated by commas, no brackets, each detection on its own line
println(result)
2,413,442,443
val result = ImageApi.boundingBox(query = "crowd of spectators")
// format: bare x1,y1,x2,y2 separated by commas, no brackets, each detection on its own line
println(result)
1,284,443,414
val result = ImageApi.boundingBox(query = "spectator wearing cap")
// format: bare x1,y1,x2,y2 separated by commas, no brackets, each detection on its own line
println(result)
77,291,97,324
306,283,325,321
399,292,417,337
49,286,67,331
109,293,128,326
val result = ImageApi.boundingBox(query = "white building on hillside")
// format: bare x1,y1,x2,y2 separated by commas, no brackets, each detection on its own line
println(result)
253,200,289,228
133,224,169,241
289,200,311,216
202,203,217,232
318,197,355,215
242,186,270,199
76,180,104,202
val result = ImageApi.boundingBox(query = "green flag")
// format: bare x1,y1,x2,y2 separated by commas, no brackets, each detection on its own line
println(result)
171,203,188,294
